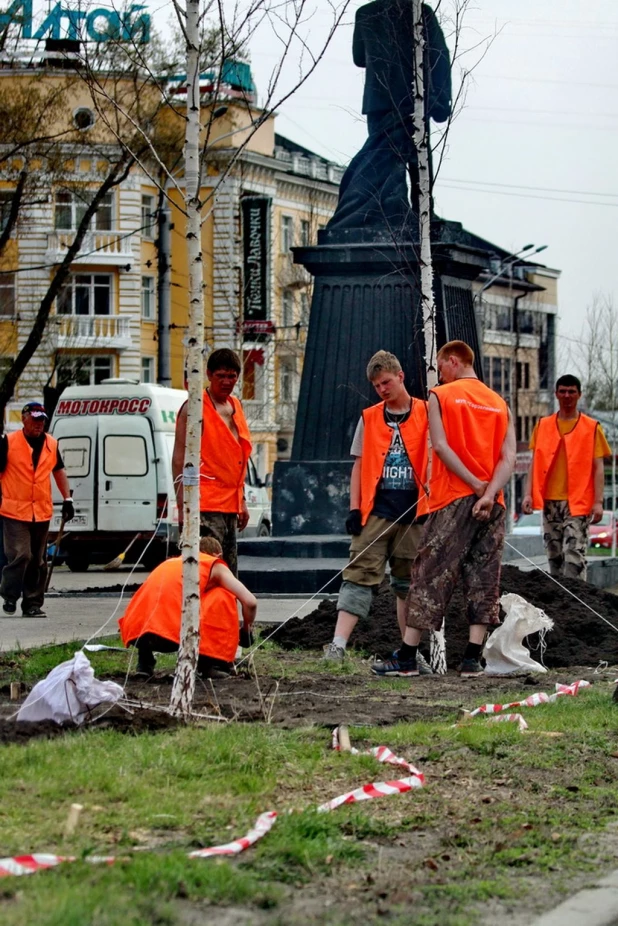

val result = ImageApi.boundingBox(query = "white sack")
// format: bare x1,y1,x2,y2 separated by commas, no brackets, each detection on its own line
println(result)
484,593,554,676
17,651,124,725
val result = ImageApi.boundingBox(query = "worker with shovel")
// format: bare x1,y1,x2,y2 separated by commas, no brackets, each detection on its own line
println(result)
118,537,257,678
0,402,74,618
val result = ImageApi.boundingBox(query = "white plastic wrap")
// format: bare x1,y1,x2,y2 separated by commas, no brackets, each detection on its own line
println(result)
17,651,123,725
483,592,554,676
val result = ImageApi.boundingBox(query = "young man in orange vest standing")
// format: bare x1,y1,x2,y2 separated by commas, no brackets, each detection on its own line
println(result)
0,402,74,617
522,374,609,580
372,340,515,678
323,350,430,665
173,349,252,576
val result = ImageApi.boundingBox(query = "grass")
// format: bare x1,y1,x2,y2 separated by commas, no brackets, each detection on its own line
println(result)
2,644,618,924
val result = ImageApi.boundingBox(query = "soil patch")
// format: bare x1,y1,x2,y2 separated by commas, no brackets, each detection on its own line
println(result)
269,565,618,669
0,706,180,745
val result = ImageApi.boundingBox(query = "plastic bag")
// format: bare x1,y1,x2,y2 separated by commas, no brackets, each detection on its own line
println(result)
484,593,554,676
17,651,124,725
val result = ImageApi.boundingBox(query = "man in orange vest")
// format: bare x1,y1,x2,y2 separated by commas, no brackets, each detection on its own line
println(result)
323,350,430,665
0,402,74,617
119,537,257,677
372,340,515,679
172,348,252,576
522,374,609,580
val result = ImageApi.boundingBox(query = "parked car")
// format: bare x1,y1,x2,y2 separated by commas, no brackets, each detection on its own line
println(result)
589,511,617,550
240,457,272,537
512,512,542,536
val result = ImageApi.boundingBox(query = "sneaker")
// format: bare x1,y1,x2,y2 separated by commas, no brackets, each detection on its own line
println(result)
371,651,419,677
416,651,434,676
2,598,16,615
21,607,47,618
323,642,345,664
458,658,484,678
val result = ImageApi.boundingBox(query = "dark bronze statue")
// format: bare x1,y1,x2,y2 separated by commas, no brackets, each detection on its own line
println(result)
326,0,451,233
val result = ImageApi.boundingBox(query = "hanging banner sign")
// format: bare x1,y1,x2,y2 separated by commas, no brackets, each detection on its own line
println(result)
242,197,270,327
0,0,150,43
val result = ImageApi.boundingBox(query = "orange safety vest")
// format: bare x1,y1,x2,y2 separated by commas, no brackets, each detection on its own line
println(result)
0,429,58,522
199,392,252,514
531,412,598,515
118,553,240,663
429,378,509,513
359,399,429,525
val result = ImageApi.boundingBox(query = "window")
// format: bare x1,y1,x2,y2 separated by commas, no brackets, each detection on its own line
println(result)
57,437,91,477
300,219,310,246
141,276,155,320
486,302,512,332
73,107,96,131
516,361,530,390
56,355,113,387
141,194,156,239
279,356,297,402
282,290,294,327
300,292,310,326
0,356,12,382
484,356,511,400
281,215,293,253
104,435,148,476
0,272,15,316
0,191,13,231
54,190,113,231
141,356,155,383
57,273,112,316
242,348,266,402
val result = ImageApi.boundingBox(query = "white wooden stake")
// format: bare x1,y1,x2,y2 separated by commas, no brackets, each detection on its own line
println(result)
412,0,446,674
170,0,204,717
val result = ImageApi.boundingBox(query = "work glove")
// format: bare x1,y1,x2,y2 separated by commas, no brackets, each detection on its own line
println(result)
345,509,363,536
62,499,75,522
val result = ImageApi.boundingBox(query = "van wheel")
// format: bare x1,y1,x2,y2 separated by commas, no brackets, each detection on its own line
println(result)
66,555,90,572
257,522,271,538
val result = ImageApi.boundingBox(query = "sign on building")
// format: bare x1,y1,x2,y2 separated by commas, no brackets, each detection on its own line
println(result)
241,196,271,338
0,0,150,43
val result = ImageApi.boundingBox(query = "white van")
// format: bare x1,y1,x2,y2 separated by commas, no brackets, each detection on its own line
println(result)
49,380,271,569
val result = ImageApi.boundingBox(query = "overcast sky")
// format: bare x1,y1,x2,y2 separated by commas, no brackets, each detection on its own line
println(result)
246,0,617,351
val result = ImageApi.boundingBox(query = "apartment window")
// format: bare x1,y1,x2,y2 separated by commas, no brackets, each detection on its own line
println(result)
300,219,310,246
141,356,155,383
486,302,512,332
279,356,297,402
141,276,155,320
242,348,266,403
141,194,156,239
282,290,295,327
484,356,511,400
57,355,113,387
57,273,112,316
0,271,15,316
0,191,13,231
516,361,530,390
281,215,294,253
54,190,113,231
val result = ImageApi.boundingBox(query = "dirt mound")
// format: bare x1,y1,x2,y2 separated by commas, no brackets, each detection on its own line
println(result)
270,565,618,668
0,707,180,745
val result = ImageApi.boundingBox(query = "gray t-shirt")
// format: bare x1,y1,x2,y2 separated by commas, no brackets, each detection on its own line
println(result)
351,408,418,523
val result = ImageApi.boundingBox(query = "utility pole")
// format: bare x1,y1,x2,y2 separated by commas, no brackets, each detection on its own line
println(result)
412,0,445,675
157,205,172,387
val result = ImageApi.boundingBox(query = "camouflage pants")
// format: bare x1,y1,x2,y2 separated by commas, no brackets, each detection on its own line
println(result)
405,495,505,631
543,500,589,581
199,511,238,576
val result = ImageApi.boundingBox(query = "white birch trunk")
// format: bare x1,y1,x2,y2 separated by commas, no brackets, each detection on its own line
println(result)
412,0,446,674
170,0,204,717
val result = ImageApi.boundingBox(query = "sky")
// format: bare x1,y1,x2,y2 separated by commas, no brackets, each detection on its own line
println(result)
243,0,617,350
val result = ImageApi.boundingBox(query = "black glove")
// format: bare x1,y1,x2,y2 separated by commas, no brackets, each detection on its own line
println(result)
62,499,75,522
239,627,254,649
345,509,363,536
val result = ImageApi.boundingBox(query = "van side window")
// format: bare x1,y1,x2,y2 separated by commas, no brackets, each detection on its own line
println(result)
104,435,148,476
58,436,91,477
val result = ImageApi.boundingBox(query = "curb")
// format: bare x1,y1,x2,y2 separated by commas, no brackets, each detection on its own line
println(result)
529,869,618,926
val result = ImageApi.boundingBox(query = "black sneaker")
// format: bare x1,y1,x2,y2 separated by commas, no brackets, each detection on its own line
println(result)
371,651,419,677
2,598,16,615
458,658,484,678
21,607,47,618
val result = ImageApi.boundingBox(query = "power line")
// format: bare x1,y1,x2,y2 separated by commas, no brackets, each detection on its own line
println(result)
439,183,618,209
441,177,618,200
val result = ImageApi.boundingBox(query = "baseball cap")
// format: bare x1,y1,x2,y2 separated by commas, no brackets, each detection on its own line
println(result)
22,402,48,419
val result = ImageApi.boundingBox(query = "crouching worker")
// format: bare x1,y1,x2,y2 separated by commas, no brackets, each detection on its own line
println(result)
118,538,257,678
323,350,431,670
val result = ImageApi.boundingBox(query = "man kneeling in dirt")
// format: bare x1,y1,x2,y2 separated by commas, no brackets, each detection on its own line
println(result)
118,538,257,678
323,350,432,670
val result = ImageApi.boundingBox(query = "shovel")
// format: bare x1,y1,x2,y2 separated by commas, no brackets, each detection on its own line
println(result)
45,517,67,592
103,532,141,571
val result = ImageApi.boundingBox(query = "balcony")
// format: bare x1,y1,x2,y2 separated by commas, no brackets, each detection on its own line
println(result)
52,314,133,350
46,230,134,267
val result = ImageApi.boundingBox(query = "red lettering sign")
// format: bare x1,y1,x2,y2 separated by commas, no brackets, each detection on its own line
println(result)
139,397,151,413
55,396,154,416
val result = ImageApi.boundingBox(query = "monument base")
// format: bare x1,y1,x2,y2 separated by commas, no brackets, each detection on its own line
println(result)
272,460,353,536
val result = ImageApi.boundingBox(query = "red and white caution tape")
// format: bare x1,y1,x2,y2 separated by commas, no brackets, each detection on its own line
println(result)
188,811,278,858
486,713,528,733
318,776,423,812
0,853,115,878
469,680,591,719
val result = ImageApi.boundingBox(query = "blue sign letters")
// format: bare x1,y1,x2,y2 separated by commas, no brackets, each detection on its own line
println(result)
0,0,150,43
